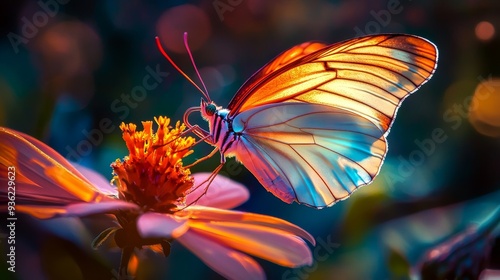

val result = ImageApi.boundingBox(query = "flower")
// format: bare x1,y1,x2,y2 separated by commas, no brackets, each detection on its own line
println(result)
0,117,314,280
111,117,195,214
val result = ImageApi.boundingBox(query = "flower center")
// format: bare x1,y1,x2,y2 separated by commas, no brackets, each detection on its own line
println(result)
111,116,195,213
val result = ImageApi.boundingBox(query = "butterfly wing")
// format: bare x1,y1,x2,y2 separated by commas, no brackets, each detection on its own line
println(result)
229,102,386,207
197,43,326,147
228,34,438,132
229,41,328,108
223,34,437,207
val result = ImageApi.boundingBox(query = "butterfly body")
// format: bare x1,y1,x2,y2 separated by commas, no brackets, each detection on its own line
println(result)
179,34,438,208
200,103,236,160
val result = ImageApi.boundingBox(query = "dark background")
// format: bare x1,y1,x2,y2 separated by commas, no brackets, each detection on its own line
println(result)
1,0,500,279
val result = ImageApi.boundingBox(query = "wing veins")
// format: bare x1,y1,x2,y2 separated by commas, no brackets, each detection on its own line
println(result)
288,145,336,200
314,87,393,116
327,55,429,78
346,35,435,60
244,109,380,131
241,135,299,199
332,66,417,93
249,132,381,175
328,53,433,79
247,126,382,144
345,50,436,74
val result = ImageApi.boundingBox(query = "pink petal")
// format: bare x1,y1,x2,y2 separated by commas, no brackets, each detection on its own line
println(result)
63,201,139,217
178,229,265,280
136,212,189,239
17,205,67,219
188,221,313,267
185,206,315,245
186,173,249,209
16,200,139,219
480,269,500,279
0,127,111,206
71,162,118,197
6,129,97,184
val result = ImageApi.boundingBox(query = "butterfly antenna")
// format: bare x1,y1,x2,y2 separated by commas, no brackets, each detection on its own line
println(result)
155,36,209,100
183,32,211,102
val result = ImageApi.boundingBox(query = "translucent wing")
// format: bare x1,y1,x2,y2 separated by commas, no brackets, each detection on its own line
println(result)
227,34,438,132
219,34,437,207
229,103,386,208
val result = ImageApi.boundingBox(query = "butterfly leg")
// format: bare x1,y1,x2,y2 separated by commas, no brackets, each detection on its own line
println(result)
182,163,224,208
184,124,211,142
184,106,211,140
184,146,219,168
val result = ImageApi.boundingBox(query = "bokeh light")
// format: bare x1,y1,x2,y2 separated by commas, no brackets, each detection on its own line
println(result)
33,21,102,108
469,77,500,137
475,21,495,41
156,5,211,53
442,79,478,111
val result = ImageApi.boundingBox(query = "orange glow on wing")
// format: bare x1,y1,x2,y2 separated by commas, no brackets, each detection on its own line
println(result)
228,34,438,136
259,42,328,76
228,42,329,109
239,63,336,113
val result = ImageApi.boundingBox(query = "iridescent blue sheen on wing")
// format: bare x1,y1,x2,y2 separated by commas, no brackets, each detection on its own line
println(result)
227,103,386,208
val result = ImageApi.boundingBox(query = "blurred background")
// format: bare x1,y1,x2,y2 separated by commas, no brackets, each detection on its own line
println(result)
1,0,500,279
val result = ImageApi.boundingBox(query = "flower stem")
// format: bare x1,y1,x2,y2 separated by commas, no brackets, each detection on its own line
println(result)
118,246,134,279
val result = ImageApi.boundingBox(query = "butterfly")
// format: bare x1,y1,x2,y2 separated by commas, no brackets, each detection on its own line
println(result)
156,34,438,208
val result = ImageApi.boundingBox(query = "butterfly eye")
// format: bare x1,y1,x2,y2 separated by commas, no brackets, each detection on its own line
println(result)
205,104,217,116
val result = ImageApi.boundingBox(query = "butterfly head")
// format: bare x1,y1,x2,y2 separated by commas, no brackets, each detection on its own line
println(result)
200,99,220,120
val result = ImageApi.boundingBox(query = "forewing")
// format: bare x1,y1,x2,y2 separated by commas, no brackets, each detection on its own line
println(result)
228,42,327,110
227,34,438,132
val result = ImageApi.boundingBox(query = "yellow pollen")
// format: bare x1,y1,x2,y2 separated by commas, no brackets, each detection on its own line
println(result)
111,116,195,213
